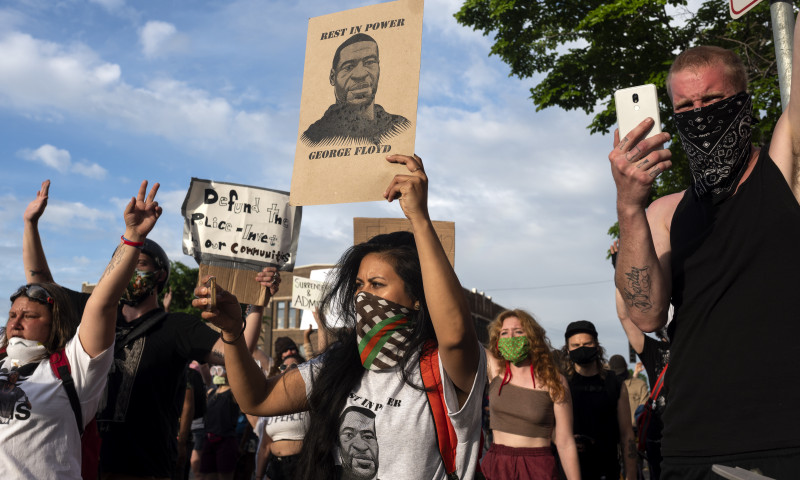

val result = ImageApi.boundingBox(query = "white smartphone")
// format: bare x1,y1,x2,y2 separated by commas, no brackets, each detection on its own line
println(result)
614,84,662,140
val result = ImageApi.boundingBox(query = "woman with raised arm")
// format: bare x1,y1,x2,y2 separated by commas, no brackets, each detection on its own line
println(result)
194,154,486,480
482,309,581,479
0,181,161,480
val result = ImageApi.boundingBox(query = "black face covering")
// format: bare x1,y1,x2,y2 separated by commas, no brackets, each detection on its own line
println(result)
569,346,598,365
673,92,753,203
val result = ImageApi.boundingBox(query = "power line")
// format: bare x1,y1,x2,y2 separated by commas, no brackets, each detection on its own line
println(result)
486,279,613,292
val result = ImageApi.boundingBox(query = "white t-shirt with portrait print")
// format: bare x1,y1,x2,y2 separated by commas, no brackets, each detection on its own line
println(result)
0,327,113,480
298,344,486,480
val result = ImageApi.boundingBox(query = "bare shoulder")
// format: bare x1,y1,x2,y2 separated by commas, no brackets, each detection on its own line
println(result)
647,191,684,254
647,191,684,226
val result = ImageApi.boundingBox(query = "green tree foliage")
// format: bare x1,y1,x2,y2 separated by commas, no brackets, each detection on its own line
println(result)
456,0,784,242
158,260,202,316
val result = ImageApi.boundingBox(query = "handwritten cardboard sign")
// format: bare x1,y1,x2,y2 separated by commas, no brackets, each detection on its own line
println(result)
291,276,325,311
290,0,424,206
300,268,341,329
181,178,302,305
353,217,455,267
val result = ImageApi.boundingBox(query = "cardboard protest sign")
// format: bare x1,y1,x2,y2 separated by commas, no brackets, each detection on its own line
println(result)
290,0,424,206
181,178,302,305
300,268,340,329
291,276,325,311
353,217,455,267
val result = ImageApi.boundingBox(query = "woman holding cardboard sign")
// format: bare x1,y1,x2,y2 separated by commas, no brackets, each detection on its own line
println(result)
193,154,485,480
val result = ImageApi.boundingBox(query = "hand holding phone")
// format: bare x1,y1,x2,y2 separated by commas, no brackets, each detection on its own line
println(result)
615,84,662,140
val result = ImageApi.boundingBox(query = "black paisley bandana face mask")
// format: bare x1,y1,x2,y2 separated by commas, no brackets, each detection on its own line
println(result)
673,92,753,202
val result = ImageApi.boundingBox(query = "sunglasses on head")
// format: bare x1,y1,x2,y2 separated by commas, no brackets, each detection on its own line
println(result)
279,363,297,373
11,285,55,307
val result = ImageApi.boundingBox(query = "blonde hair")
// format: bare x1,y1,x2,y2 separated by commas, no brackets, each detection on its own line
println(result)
487,309,566,402
666,45,747,101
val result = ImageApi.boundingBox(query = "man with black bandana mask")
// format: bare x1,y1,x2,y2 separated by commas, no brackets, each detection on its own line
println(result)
20,180,282,480
608,27,800,478
563,320,636,480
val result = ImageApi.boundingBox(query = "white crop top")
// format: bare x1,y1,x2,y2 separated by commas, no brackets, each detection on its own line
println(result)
263,412,309,441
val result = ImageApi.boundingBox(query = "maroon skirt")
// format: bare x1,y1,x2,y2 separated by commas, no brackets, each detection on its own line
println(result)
481,443,558,480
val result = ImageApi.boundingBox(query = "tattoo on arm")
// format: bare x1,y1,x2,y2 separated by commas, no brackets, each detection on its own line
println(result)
623,266,653,313
29,269,45,278
209,348,225,365
627,438,637,459
99,245,124,283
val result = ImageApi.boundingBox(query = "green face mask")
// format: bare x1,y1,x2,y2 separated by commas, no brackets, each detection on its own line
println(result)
497,336,531,364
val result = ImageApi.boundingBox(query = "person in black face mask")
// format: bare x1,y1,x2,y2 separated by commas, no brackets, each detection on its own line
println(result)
609,36,800,477
562,320,635,480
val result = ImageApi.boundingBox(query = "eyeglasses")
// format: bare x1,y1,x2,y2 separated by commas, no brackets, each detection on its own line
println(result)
209,366,225,376
11,285,54,307
279,363,298,373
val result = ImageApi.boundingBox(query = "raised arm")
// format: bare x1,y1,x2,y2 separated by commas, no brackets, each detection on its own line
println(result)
193,277,307,417
614,285,645,354
770,12,800,201
22,180,54,284
79,181,161,357
384,154,480,399
609,121,674,331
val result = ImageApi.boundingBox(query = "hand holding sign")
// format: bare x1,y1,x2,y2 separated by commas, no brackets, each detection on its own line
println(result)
193,274,244,334
384,154,428,223
255,266,282,297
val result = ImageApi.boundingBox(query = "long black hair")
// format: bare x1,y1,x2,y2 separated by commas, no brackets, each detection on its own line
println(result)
296,231,436,480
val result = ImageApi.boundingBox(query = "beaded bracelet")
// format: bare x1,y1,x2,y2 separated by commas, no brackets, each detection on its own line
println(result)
220,317,246,345
120,235,144,249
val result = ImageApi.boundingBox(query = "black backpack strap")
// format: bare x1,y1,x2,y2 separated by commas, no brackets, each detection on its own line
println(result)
115,311,168,354
49,349,84,435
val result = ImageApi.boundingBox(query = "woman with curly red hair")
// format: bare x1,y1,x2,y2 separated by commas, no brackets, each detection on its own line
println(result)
482,309,581,479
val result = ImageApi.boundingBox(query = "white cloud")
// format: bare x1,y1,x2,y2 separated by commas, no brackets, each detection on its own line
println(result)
71,161,108,180
21,144,71,172
42,202,116,229
18,144,107,179
0,31,284,157
140,20,178,58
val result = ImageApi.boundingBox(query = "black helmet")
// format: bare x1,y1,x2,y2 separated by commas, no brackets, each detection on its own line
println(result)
141,239,170,290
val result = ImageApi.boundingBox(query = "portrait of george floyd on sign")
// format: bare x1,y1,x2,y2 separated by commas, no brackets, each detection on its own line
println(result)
181,178,302,305
353,217,455,267
290,0,424,206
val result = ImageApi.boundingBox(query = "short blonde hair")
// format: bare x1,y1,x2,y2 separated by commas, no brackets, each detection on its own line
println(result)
666,45,747,102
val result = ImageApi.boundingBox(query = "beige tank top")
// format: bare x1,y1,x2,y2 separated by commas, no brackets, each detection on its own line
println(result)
488,376,555,438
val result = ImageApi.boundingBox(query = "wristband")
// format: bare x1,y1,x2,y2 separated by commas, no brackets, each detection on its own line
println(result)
121,235,144,249
221,317,246,345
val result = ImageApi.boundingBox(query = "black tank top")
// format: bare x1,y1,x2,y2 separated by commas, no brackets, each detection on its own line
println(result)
666,147,800,456
204,389,239,437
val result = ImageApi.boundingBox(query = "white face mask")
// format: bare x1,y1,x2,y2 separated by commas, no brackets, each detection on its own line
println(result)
5,337,48,367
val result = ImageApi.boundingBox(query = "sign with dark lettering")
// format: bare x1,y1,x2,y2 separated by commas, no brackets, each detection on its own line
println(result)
181,178,302,303
291,276,325,311
290,0,424,206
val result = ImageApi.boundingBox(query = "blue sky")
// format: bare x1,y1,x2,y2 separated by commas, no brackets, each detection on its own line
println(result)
0,0,645,361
